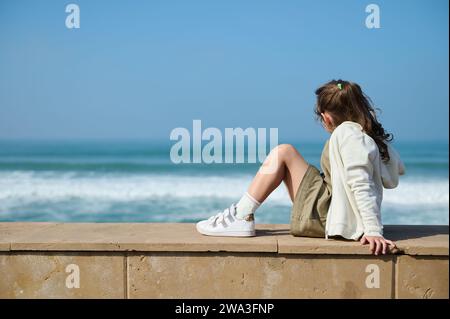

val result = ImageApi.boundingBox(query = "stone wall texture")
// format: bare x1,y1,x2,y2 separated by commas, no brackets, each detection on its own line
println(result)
0,223,448,299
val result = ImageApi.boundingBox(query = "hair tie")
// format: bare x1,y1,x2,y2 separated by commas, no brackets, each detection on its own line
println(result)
337,83,343,90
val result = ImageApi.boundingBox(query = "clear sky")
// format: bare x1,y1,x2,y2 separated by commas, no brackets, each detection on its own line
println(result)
0,0,448,142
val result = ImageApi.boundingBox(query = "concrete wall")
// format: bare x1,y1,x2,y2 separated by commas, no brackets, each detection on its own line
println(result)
0,223,448,299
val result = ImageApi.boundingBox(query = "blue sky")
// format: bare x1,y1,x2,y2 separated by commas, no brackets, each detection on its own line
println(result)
0,0,448,142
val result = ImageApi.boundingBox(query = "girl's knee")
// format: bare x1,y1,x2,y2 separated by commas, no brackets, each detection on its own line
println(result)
275,144,299,159
264,144,301,167
260,144,299,173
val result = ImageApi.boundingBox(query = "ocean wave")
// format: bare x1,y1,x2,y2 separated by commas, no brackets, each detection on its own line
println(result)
383,179,449,206
0,158,448,172
0,171,448,224
0,171,448,207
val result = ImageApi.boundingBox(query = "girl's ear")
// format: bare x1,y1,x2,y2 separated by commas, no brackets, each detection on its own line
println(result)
321,112,334,131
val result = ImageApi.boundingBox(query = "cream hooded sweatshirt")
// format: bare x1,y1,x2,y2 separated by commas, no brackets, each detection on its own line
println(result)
325,121,405,240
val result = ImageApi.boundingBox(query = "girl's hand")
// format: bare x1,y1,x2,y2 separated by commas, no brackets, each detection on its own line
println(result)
360,235,397,255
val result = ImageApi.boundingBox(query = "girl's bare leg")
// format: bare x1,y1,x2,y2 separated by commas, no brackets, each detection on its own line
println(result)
247,144,309,203
196,144,309,236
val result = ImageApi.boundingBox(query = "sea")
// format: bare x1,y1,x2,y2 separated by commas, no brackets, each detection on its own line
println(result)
0,140,448,225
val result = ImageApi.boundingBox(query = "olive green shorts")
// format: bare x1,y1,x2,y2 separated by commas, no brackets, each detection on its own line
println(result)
290,164,332,238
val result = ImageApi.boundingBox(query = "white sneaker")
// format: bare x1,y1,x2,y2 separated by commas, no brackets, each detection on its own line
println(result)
196,204,255,237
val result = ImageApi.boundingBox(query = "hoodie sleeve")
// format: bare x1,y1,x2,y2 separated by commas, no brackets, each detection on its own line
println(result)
381,143,406,189
339,130,383,237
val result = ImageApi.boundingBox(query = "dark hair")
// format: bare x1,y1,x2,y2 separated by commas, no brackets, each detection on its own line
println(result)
314,79,393,162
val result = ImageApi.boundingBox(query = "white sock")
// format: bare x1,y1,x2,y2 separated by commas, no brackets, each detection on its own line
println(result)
236,192,261,220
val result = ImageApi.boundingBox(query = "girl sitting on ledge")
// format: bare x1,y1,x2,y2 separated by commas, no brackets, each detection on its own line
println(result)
196,79,405,255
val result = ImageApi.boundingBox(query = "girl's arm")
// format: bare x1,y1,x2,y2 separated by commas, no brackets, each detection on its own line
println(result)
339,132,396,255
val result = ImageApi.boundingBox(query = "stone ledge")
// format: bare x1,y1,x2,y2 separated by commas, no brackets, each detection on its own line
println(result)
0,223,448,256
0,223,448,299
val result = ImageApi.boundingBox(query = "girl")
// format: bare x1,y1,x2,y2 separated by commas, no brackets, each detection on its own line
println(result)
196,80,405,255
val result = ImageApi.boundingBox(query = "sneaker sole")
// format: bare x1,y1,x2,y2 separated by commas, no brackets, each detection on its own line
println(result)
196,226,256,237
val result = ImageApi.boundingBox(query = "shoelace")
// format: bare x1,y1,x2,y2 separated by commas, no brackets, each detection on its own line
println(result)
208,205,236,227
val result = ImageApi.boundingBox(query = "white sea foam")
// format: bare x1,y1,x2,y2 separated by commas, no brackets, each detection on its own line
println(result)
0,171,448,209
0,171,257,202
383,178,449,207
